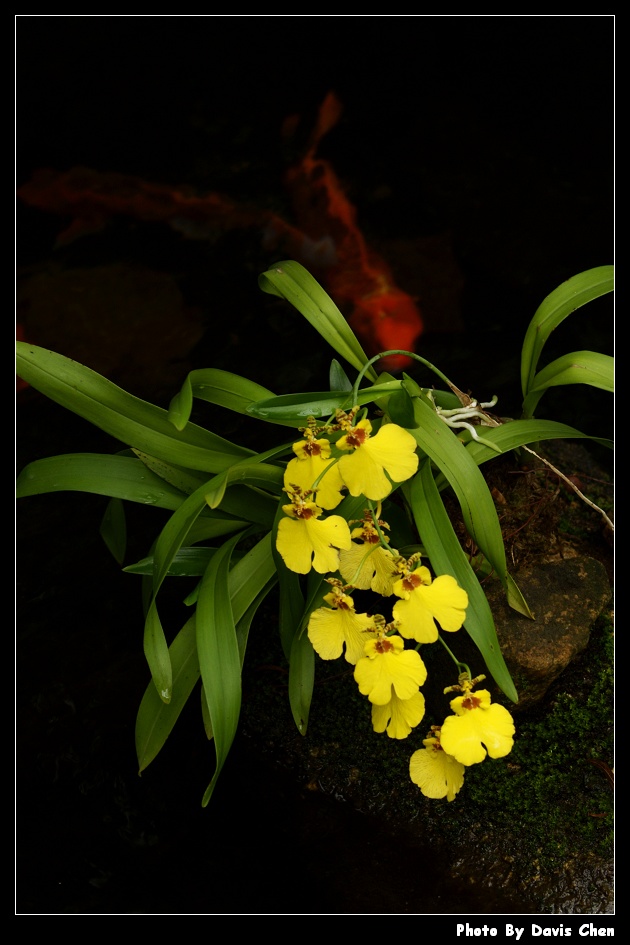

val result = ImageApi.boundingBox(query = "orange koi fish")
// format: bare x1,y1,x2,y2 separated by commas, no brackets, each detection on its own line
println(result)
271,92,424,372
17,93,423,371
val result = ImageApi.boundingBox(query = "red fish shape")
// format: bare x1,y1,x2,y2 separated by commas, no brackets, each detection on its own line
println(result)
17,92,423,372
274,92,424,372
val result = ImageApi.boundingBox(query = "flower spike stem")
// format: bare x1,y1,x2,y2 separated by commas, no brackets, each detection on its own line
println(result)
310,457,342,493
367,499,392,549
437,633,471,680
351,350,458,406
346,543,380,589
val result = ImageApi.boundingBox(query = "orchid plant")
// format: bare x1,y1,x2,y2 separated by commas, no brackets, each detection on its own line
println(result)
16,262,613,805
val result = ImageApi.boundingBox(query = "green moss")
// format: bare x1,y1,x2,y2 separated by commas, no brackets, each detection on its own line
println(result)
446,609,614,872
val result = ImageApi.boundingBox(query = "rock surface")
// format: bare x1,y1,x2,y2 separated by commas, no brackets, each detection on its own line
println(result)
491,556,612,710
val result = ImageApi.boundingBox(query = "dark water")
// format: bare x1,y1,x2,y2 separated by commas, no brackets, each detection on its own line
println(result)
16,16,614,915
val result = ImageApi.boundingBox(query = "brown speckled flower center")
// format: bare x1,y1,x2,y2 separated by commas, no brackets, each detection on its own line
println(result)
402,573,422,593
346,428,367,448
462,694,482,710
375,638,394,654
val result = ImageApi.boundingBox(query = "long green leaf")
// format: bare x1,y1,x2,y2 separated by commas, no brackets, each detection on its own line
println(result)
437,418,614,488
202,568,279,738
135,535,278,774
258,261,379,381
16,342,253,472
230,534,277,619
197,535,242,807
203,461,284,509
168,368,275,431
408,463,518,702
268,497,317,732
125,547,219,576
247,382,401,425
16,453,188,510
131,450,210,495
409,395,520,610
144,481,235,703
521,351,614,419
520,266,613,399
212,483,280,529
136,614,200,773
288,628,315,735
99,497,127,564
271,499,306,662
329,359,353,392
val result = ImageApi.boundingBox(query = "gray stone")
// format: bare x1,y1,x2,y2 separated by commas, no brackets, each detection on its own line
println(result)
487,555,612,710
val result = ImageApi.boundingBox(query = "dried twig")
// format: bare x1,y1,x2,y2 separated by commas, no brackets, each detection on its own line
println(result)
520,445,614,532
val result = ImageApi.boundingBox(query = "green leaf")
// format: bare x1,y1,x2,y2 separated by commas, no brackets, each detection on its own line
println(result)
144,480,235,703
268,496,316,729
217,484,280,529
503,574,533,622
407,462,518,702
124,546,219,576
135,533,278,774
521,351,614,419
168,368,275,431
329,359,353,392
132,450,209,495
16,342,254,472
258,261,379,381
386,386,418,428
273,551,306,662
247,381,401,425
197,535,242,807
288,627,315,735
99,497,127,564
402,378,462,411
13,452,263,590
203,461,284,509
269,496,309,662
520,266,614,401
200,683,213,741
409,395,517,608
227,532,278,633
136,614,200,773
442,418,614,484
16,453,189,510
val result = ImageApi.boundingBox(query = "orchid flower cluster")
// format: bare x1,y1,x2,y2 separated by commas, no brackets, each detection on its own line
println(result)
16,261,612,808
275,407,515,801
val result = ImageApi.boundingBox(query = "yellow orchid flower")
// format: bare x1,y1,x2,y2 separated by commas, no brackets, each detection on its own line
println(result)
284,436,345,510
307,581,378,664
339,517,398,595
276,488,351,575
371,687,426,739
409,733,466,802
336,417,419,501
392,564,468,643
354,632,427,705
439,680,515,766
